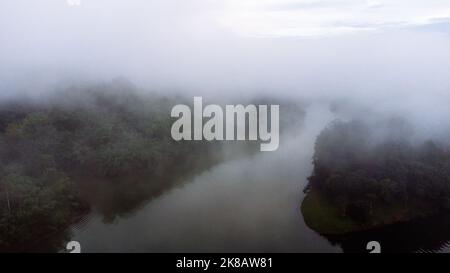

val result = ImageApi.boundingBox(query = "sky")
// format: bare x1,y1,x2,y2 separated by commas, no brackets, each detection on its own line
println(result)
0,0,450,111
216,0,450,37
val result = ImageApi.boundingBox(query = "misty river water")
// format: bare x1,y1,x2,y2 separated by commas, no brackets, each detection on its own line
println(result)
70,104,450,253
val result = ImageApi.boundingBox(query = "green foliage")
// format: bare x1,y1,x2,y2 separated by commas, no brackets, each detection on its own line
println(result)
307,120,450,227
0,170,87,251
0,82,219,251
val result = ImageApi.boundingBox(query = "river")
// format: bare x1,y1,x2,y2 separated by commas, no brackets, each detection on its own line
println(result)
71,103,450,253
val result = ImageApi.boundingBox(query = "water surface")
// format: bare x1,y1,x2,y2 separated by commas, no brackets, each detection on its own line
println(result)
71,104,450,253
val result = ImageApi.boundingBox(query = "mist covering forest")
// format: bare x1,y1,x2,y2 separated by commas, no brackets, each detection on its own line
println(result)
1,0,450,252
0,79,304,251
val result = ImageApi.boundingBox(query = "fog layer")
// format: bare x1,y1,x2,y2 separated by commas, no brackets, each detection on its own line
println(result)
1,1,450,106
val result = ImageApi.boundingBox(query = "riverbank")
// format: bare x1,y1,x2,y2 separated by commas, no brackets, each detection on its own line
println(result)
301,190,431,235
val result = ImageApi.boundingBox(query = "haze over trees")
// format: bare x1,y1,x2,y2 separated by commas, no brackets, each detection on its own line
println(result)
0,79,305,252
0,81,221,251
302,119,450,234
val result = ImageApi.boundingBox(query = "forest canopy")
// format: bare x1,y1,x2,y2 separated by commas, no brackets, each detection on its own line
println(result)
0,81,219,251
302,119,450,234
0,80,301,252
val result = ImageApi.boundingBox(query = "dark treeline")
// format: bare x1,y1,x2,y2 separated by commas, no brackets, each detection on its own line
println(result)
0,80,221,252
0,80,302,252
303,119,450,234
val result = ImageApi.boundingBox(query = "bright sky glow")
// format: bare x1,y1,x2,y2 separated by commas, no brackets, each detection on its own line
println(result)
214,0,450,37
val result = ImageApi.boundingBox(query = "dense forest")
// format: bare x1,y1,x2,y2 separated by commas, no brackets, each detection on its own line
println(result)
0,80,302,252
302,119,450,235
0,81,223,252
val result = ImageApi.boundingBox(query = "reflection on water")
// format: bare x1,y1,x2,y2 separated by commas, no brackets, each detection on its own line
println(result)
75,150,223,223
324,214,450,253
71,104,450,253
72,104,339,252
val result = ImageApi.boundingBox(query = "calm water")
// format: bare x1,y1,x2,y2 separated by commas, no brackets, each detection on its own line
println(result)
71,104,450,253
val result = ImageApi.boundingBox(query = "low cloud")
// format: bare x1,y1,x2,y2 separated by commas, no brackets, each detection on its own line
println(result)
217,0,450,37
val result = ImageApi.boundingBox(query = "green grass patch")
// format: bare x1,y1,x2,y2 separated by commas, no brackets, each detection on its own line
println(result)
301,191,361,235
301,190,428,235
